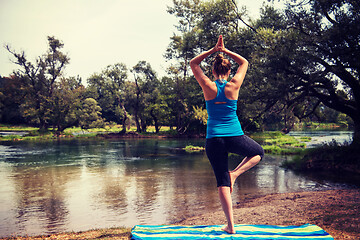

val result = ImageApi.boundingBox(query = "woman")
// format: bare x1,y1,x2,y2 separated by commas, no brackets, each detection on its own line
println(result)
189,35,264,234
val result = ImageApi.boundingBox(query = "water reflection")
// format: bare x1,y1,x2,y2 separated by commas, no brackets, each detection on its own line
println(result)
0,138,354,237
11,166,71,234
288,131,353,147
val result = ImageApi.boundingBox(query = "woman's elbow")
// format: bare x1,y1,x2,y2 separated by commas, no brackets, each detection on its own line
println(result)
241,59,249,72
189,59,196,67
242,58,249,67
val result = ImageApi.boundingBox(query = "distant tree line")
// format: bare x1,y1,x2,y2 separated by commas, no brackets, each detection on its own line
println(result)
0,36,204,135
0,0,358,144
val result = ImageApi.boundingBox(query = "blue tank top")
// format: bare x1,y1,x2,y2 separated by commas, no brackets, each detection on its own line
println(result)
205,79,244,139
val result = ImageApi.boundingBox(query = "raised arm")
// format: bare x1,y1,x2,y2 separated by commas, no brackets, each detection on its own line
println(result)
189,48,216,88
221,48,248,89
190,35,224,89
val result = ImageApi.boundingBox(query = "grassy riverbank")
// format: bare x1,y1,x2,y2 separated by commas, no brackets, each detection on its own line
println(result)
0,125,173,141
250,131,308,155
0,124,308,155
3,124,358,172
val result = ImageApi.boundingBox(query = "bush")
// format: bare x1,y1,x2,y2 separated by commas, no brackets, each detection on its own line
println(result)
282,140,360,173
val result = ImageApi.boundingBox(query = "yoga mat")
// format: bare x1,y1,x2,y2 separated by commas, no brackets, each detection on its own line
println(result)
131,224,334,239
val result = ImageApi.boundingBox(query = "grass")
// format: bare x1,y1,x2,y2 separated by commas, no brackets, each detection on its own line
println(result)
0,124,38,132
0,125,126,142
0,126,309,156
184,145,205,152
250,131,308,155
0,124,179,142
299,136,311,142
0,135,24,141
65,125,174,137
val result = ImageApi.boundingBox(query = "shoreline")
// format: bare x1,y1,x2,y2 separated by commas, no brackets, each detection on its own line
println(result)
180,188,360,240
2,188,359,240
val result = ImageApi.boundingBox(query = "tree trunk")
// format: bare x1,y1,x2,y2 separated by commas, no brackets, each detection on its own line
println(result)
134,77,142,133
154,119,160,133
38,118,48,132
135,112,141,133
120,105,127,133
150,109,160,133
140,117,147,133
352,118,360,146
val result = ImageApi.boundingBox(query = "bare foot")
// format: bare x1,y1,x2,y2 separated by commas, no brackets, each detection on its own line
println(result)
229,171,236,193
222,225,236,234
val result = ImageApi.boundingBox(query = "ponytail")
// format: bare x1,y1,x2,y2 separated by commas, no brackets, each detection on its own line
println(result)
213,54,231,76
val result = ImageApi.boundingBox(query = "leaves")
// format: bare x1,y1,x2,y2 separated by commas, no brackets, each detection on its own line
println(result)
78,98,105,130
2,0,358,139
192,105,208,125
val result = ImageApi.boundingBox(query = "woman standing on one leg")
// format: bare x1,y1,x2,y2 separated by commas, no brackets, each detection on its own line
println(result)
190,35,264,234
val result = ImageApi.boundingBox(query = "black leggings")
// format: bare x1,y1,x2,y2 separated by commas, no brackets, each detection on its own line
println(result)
205,135,264,187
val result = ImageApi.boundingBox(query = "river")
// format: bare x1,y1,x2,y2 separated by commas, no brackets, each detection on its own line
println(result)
0,131,356,237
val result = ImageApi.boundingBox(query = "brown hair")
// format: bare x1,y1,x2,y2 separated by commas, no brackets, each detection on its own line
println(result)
213,54,231,76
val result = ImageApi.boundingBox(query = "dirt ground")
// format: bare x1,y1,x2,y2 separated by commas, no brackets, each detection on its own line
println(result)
2,189,359,240
180,188,360,240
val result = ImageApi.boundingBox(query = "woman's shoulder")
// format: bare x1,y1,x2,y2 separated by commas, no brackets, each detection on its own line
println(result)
224,81,240,100
225,79,241,89
202,80,218,101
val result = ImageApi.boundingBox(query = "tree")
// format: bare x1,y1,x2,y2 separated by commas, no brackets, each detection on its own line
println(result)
86,63,128,132
163,66,200,133
5,36,70,129
167,0,359,141
0,75,26,124
50,77,86,133
130,61,161,133
166,0,272,133
166,0,204,133
145,87,169,133
78,98,104,130
258,0,360,143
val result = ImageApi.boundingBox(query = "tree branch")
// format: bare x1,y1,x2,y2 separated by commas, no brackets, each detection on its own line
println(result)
294,99,321,120
231,0,256,32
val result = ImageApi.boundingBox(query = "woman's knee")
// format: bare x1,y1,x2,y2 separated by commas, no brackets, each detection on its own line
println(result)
250,154,262,165
246,144,264,162
258,146,265,160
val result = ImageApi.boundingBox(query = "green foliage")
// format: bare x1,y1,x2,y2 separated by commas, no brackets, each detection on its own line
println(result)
5,36,71,130
282,140,360,173
192,105,208,125
0,75,25,124
165,0,359,139
130,61,164,133
299,137,311,142
184,145,205,152
2,0,359,142
86,63,128,131
78,98,105,130
50,76,85,133
0,124,38,131
251,131,307,155
267,0,359,141
0,134,23,141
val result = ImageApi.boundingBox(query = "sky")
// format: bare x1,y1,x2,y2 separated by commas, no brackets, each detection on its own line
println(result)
0,0,280,82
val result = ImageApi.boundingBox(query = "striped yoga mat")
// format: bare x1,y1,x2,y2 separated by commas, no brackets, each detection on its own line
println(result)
131,224,334,239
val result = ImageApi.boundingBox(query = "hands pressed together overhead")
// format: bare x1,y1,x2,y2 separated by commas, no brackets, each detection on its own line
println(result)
214,35,225,52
